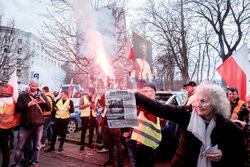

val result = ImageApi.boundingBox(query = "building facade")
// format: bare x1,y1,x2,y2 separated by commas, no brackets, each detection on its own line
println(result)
0,26,65,91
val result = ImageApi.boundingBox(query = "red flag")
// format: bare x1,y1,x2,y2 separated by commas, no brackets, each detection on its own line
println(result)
7,70,20,126
68,78,73,98
216,45,249,101
126,33,134,60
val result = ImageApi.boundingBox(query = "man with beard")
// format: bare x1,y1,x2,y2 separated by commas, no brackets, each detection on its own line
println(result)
227,87,246,121
13,78,51,167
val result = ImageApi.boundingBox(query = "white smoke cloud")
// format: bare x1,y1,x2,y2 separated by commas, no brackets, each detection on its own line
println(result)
71,0,115,77
30,58,65,91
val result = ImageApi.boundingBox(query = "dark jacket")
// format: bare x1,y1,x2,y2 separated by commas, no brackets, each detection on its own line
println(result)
135,92,247,167
16,90,51,126
237,106,249,123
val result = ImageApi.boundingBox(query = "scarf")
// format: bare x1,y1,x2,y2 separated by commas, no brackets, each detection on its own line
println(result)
187,109,216,167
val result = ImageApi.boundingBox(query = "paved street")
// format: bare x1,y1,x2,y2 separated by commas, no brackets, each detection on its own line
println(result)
0,139,171,167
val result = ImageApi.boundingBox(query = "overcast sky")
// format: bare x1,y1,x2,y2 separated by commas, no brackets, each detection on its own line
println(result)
0,0,142,36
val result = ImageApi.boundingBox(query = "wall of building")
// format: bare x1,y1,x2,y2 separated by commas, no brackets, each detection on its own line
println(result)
0,26,66,91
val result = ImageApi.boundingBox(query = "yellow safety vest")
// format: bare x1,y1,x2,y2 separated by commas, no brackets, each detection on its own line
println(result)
230,100,245,121
0,101,15,129
55,99,70,119
81,96,98,117
132,112,162,149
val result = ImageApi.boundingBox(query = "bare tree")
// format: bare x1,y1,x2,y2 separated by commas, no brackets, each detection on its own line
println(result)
39,0,132,86
133,0,190,83
186,0,250,62
0,20,32,82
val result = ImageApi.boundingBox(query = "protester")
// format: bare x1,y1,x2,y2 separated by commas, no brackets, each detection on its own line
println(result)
227,87,246,121
135,82,246,167
0,83,16,167
232,92,250,127
131,84,162,167
183,81,197,106
45,90,74,152
40,86,55,148
79,87,99,150
99,95,124,167
13,78,51,167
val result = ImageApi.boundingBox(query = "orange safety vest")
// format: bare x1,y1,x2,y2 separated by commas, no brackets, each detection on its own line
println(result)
81,96,98,117
0,99,15,129
230,100,245,121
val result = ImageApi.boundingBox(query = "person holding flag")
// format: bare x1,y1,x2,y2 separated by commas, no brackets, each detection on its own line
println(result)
79,87,99,150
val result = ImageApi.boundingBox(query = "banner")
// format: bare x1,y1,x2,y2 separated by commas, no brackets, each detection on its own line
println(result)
130,33,153,81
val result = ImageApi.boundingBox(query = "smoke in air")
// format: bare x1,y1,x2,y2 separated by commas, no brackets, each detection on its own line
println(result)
71,0,114,77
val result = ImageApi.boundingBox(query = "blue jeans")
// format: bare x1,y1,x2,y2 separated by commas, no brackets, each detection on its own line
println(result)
41,116,52,144
14,125,43,166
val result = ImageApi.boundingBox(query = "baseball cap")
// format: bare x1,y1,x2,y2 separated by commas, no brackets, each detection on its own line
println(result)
29,78,39,85
184,81,197,87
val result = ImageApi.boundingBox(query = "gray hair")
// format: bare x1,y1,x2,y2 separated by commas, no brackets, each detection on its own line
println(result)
194,82,231,119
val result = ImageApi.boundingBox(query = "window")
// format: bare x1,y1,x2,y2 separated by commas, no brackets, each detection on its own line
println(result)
3,56,9,65
5,35,11,42
3,68,9,76
17,69,21,77
31,71,34,77
4,45,10,53
17,58,22,65
18,38,22,44
17,48,22,54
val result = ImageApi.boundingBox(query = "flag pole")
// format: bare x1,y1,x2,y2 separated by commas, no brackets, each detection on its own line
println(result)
93,117,102,152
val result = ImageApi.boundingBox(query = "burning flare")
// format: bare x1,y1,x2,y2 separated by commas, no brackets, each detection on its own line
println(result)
96,47,110,76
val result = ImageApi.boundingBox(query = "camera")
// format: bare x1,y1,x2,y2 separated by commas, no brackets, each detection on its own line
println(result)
35,92,42,101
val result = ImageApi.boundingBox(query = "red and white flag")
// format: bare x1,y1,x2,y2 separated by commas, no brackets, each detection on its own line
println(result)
7,70,20,126
126,33,134,60
8,70,19,102
72,87,78,98
68,78,73,98
216,44,249,101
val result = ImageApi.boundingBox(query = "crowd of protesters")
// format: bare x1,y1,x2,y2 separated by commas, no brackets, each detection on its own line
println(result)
1,78,250,167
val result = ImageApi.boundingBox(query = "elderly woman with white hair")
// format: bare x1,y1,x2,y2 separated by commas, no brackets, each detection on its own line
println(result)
135,82,246,167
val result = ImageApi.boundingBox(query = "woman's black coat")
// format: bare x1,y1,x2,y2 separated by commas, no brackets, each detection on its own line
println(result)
135,93,247,167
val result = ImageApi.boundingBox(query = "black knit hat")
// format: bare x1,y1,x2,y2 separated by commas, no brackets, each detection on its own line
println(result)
183,81,197,87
